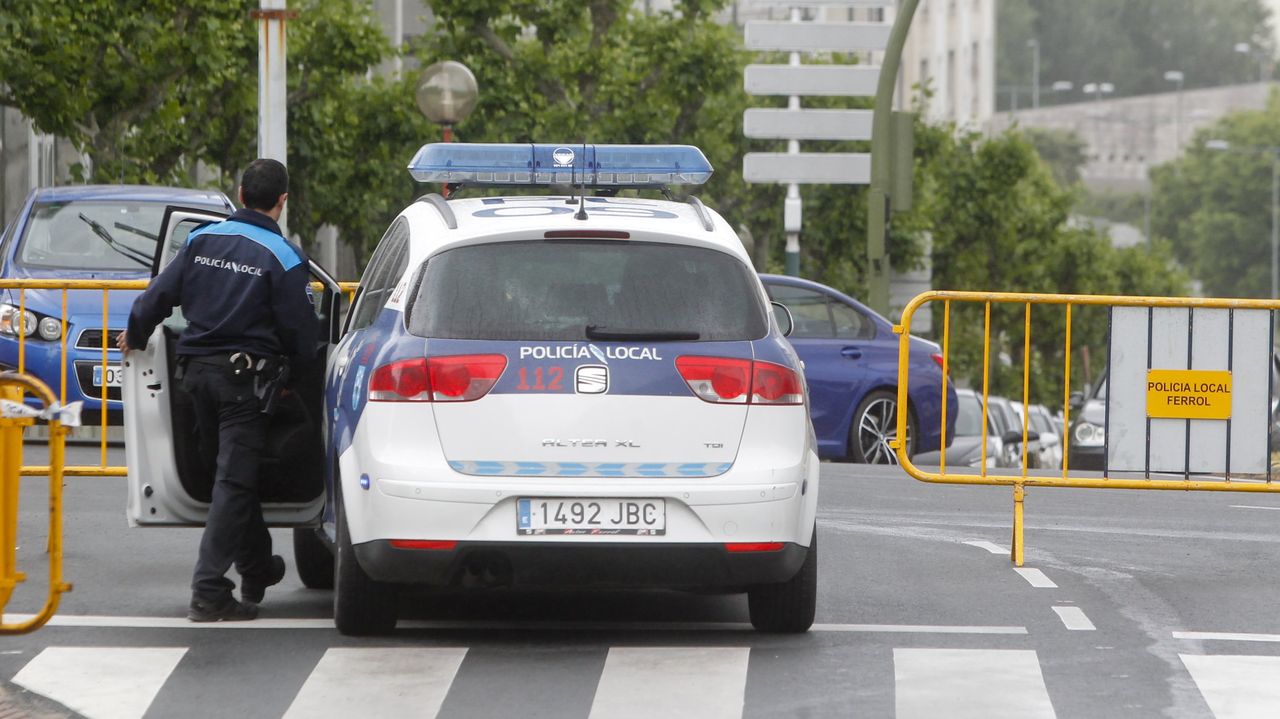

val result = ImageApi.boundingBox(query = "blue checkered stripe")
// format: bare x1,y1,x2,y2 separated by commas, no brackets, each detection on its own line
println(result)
447,461,734,477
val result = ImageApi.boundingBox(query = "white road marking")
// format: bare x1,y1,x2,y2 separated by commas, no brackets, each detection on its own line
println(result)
1181,654,1280,718
1229,504,1280,510
1051,606,1096,631
1174,631,1280,643
964,540,1009,555
811,623,1027,635
11,646,186,719
894,648,1056,719
284,647,466,719
1014,568,1059,588
2,613,1026,634
589,647,749,719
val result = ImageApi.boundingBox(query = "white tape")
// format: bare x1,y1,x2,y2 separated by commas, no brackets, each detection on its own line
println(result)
0,399,83,427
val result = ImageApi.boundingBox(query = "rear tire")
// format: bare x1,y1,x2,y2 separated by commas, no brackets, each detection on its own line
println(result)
747,530,817,633
334,488,397,636
849,390,914,464
293,527,334,590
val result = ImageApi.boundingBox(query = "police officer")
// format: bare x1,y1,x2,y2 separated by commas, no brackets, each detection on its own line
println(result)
117,159,318,622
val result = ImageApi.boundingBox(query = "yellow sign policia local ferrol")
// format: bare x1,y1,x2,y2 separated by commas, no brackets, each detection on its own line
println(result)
1146,369,1233,420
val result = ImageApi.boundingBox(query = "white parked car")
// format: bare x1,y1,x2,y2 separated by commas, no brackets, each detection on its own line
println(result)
124,143,821,635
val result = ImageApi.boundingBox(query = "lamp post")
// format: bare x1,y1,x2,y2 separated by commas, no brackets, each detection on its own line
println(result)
1027,39,1041,109
415,61,478,198
1235,42,1269,83
1163,70,1185,150
415,60,479,144
1207,139,1280,299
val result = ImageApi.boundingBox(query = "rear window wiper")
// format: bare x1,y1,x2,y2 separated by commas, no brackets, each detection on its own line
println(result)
585,325,700,341
78,213,151,267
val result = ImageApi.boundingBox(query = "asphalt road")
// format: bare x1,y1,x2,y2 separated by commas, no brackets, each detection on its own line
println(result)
3,444,1280,718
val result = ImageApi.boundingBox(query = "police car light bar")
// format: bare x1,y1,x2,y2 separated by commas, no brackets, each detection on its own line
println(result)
406,143,713,187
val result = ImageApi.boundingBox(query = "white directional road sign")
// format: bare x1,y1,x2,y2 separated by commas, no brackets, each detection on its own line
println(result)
744,22,891,52
743,153,871,184
744,109,873,141
743,65,880,97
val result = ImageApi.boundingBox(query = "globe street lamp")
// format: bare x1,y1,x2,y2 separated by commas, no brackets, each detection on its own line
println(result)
415,60,479,143
1207,139,1280,299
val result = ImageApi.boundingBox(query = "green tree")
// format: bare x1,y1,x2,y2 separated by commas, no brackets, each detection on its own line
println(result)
0,0,411,258
924,128,1189,401
1150,91,1280,298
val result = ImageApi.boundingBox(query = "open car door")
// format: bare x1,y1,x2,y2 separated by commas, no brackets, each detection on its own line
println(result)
124,206,341,527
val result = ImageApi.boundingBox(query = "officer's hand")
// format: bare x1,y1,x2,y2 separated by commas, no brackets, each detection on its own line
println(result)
115,331,131,356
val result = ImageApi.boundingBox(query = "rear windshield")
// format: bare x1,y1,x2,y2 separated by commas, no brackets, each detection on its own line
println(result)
407,240,768,342
18,200,165,271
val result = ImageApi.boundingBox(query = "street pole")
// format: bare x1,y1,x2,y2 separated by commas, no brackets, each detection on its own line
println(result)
867,0,920,317
255,0,294,234
1028,39,1040,109
1271,150,1278,299
784,6,802,277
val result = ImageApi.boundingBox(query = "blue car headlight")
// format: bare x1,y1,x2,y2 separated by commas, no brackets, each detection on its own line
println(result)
0,303,62,341
0,303,37,338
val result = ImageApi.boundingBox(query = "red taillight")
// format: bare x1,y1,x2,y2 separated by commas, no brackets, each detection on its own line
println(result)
751,360,804,404
369,358,431,401
675,356,750,403
676,356,802,405
725,542,785,553
368,354,506,402
931,352,945,369
389,539,458,550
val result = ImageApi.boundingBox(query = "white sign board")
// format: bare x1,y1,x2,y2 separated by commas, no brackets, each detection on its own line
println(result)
744,22,891,52
1106,306,1270,474
743,108,873,140
744,65,880,97
743,153,871,184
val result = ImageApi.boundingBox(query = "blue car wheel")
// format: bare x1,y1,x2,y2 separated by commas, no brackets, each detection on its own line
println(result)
849,390,914,464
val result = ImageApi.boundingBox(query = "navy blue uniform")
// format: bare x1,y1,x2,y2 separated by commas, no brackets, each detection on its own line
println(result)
126,208,318,613
126,208,317,361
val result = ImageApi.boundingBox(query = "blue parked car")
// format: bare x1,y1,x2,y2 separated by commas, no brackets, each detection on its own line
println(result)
760,274,956,463
0,185,233,421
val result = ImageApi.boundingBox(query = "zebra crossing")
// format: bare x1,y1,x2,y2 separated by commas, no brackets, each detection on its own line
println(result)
8,642,1277,718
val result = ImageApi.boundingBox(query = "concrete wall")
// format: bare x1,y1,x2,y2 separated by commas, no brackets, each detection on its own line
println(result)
989,81,1278,192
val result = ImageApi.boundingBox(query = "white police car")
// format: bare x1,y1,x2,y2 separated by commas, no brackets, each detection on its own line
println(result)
126,144,820,636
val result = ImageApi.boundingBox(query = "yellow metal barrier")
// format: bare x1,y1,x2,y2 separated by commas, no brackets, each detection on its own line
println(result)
0,371,70,634
0,278,358,479
894,290,1280,566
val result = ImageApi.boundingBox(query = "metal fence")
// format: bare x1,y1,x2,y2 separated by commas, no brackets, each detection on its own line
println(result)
895,290,1280,565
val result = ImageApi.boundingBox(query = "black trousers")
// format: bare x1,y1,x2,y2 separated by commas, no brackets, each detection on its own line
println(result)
181,360,274,604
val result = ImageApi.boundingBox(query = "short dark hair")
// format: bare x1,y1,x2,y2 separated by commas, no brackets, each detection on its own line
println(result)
240,158,289,211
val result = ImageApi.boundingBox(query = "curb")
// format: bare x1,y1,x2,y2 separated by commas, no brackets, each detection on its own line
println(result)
0,681,82,719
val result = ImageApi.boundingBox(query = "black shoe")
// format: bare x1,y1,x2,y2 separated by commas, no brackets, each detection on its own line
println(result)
188,597,259,622
241,555,287,605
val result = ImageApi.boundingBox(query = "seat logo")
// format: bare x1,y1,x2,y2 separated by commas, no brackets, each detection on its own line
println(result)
575,365,609,394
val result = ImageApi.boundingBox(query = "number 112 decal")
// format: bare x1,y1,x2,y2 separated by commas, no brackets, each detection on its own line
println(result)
515,366,565,391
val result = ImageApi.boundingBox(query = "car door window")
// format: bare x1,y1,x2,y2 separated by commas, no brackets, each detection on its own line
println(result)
830,302,874,340
766,284,833,338
347,218,409,331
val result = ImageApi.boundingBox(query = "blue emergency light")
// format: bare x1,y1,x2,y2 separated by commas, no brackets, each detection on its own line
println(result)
406,143,713,187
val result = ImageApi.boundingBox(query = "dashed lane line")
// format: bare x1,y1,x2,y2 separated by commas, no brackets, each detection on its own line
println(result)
1228,505,1280,511
963,540,1009,555
1173,631,1280,642
1,614,1028,635
1013,568,1058,589
1051,606,1095,631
